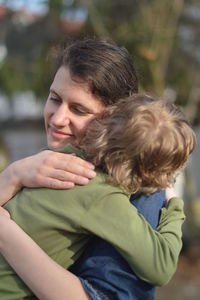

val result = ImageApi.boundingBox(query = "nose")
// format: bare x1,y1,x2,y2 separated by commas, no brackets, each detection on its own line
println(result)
51,104,70,127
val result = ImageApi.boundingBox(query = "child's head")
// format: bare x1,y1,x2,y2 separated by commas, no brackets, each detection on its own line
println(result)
82,94,196,194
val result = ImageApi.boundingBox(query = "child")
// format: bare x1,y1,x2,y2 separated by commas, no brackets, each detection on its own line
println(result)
0,94,195,299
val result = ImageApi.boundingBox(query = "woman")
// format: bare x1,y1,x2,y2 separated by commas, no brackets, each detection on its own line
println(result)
0,38,184,300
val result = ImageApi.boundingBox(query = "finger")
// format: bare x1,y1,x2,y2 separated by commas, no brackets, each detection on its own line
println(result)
55,153,95,170
52,160,96,179
65,163,96,179
48,170,91,185
39,177,75,190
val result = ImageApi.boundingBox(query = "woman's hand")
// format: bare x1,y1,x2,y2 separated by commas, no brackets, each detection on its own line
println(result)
0,150,96,206
15,150,96,189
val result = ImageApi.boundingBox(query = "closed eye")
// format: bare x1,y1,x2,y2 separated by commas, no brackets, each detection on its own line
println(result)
50,96,61,104
49,89,62,104
70,105,92,116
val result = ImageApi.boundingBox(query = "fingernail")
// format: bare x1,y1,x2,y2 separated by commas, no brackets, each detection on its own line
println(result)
89,170,96,178
87,163,95,169
81,178,89,184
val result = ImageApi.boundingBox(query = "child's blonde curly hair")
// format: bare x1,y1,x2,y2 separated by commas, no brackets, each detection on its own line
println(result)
81,94,196,194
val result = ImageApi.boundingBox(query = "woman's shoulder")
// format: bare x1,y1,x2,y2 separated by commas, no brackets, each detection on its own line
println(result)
86,168,130,199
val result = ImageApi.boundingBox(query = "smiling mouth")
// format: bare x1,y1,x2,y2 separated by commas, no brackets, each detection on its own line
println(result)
49,127,74,139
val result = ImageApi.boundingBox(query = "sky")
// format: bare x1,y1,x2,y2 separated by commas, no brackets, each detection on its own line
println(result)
0,0,49,14
0,0,87,20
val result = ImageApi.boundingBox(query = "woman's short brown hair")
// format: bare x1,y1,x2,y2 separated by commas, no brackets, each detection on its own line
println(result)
55,38,138,105
81,94,196,194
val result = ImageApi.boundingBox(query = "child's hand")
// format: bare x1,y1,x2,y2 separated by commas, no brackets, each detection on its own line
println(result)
165,186,177,203
0,207,10,219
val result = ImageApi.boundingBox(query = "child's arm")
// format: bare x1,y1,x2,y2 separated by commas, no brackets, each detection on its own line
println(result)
0,214,90,300
0,151,95,206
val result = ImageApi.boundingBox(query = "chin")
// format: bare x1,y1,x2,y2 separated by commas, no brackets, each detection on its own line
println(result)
47,143,61,151
47,138,75,151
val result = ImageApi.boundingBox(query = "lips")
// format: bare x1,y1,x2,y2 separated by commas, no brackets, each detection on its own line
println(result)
49,127,74,139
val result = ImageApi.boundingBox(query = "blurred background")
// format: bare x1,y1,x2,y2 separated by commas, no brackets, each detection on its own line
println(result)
0,1,199,299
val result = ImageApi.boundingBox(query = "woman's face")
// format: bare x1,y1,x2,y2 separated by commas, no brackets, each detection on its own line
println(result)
44,66,105,150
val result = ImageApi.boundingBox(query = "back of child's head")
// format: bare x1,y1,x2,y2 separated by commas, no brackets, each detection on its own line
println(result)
82,94,196,194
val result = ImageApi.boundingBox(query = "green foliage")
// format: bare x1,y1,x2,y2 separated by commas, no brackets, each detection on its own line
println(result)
0,137,9,171
0,58,31,96
0,0,199,122
83,0,200,122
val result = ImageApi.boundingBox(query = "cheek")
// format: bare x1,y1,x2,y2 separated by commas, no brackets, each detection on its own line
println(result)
43,101,53,123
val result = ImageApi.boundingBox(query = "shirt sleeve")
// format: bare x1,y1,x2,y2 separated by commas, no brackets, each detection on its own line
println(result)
80,193,185,286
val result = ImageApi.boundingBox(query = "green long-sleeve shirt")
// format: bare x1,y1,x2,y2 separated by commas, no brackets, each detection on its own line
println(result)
0,145,185,299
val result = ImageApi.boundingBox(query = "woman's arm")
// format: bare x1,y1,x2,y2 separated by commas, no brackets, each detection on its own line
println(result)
0,214,90,300
0,190,182,298
81,192,185,287
0,150,96,206
0,195,183,299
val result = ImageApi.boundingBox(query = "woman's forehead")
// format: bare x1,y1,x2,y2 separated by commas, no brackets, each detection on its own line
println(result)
51,67,105,111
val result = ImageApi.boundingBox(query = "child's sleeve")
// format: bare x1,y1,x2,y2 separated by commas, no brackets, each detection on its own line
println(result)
80,194,185,286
